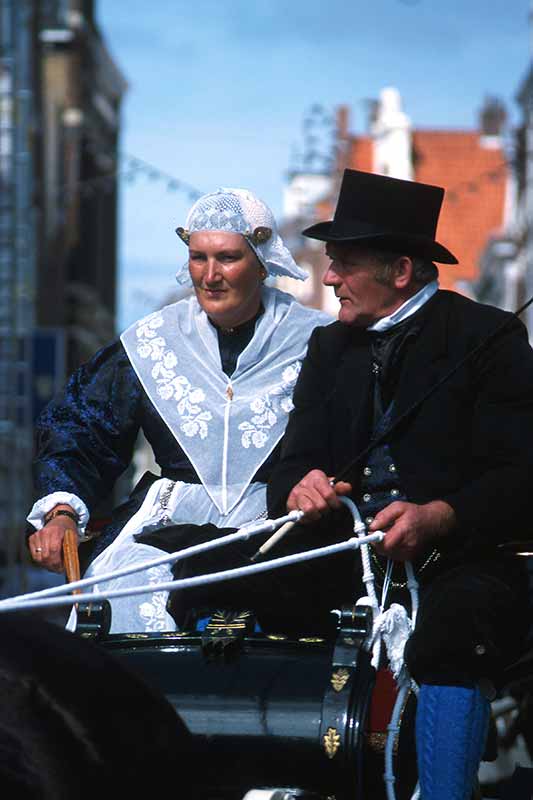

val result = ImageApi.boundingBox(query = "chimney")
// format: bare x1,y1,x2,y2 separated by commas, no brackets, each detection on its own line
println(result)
479,97,507,138
336,106,349,140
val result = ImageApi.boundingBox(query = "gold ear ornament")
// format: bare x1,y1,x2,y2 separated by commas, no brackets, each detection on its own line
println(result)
248,226,272,246
175,227,190,244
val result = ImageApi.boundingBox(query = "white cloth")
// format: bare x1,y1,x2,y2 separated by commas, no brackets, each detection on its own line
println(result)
372,603,413,681
175,187,308,285
84,479,269,633
121,286,331,515
367,280,439,333
27,491,90,536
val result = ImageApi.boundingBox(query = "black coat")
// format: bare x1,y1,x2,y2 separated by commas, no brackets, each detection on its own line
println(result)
268,290,533,556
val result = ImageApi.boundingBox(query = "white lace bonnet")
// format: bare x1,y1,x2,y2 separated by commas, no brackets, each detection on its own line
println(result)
174,187,308,285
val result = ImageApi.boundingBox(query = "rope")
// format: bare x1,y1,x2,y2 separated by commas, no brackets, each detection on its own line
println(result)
339,497,420,800
2,511,303,607
0,531,385,614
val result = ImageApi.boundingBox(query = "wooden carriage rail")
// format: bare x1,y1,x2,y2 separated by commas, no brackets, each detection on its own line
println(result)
62,529,81,593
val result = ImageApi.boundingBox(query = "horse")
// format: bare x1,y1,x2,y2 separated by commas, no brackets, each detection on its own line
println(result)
0,612,193,799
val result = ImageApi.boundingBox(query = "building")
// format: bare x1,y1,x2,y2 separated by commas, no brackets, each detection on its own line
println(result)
0,0,38,582
284,89,511,311
0,0,126,587
37,0,127,373
476,2,533,329
518,46,533,334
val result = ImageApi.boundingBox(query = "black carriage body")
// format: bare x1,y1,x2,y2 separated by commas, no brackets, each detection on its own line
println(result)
100,608,380,799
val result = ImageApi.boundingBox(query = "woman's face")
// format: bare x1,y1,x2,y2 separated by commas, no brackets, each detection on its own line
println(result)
188,231,264,329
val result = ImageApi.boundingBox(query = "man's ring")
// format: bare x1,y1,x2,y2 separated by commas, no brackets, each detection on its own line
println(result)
35,547,42,552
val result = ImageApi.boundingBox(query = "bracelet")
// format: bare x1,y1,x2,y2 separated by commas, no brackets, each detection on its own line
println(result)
44,509,80,526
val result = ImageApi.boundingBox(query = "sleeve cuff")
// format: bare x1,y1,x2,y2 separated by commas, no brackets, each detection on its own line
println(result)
27,492,90,537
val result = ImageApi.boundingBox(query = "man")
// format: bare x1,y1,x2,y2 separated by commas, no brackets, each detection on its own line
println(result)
267,169,533,800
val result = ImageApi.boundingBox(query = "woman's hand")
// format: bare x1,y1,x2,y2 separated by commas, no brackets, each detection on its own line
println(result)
28,513,78,573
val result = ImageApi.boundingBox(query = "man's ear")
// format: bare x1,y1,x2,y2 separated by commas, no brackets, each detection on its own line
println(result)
392,256,414,289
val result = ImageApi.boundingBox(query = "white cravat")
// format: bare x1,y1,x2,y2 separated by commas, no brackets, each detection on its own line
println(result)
367,280,439,333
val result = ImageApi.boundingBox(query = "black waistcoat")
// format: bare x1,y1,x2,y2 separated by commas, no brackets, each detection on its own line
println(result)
356,311,425,521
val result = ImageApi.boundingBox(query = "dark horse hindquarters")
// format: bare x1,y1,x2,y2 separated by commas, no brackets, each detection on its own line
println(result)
0,613,193,799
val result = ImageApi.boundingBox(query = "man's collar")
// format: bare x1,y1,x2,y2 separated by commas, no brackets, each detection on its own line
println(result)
366,280,439,333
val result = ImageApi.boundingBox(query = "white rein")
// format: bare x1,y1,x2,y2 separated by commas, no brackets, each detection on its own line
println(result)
0,512,384,613
339,497,420,800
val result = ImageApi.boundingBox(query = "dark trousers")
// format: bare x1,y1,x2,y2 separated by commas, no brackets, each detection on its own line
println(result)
404,555,530,688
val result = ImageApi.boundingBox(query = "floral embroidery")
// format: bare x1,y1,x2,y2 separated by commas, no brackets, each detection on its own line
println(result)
138,566,172,632
135,311,301,449
239,361,301,449
136,313,212,439
136,313,165,359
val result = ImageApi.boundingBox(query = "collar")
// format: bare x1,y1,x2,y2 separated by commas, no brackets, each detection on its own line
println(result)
367,280,439,333
211,305,264,337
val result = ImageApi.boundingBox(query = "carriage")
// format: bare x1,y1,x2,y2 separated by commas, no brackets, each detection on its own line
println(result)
60,520,533,798
67,586,533,799
80,600,417,800
4,513,533,799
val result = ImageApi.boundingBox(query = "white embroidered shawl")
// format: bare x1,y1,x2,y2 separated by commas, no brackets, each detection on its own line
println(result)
121,286,331,516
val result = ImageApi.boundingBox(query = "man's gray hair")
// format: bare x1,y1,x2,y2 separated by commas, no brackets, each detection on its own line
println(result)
372,250,439,286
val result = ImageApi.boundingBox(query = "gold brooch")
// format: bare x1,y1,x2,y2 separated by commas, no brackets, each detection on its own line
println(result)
175,226,190,244
248,226,272,245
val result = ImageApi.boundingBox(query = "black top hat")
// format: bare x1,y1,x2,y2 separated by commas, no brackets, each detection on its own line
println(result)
302,169,458,264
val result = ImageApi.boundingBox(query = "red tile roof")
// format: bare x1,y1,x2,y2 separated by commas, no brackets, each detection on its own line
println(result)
411,130,508,290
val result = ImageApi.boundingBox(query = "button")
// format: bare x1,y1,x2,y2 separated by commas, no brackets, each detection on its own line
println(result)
365,516,374,525
362,493,371,503
474,644,486,656
388,464,397,473
372,362,380,374
363,467,372,476
390,488,400,497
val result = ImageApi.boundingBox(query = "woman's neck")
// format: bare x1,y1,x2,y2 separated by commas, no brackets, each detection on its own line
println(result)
209,304,264,334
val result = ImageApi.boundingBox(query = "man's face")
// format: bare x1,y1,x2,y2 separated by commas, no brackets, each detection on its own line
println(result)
323,244,407,327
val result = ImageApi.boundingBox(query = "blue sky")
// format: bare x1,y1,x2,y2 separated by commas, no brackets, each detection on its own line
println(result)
98,0,532,329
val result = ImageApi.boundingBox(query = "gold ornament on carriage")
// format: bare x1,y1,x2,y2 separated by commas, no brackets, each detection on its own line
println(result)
330,667,350,693
323,726,341,759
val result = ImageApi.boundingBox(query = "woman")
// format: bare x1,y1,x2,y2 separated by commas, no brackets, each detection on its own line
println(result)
26,188,331,632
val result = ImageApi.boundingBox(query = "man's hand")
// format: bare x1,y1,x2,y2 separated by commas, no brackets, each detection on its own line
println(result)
28,515,76,573
369,500,456,561
287,469,352,522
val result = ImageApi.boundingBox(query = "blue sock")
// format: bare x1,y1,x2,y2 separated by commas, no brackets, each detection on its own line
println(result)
415,683,490,800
